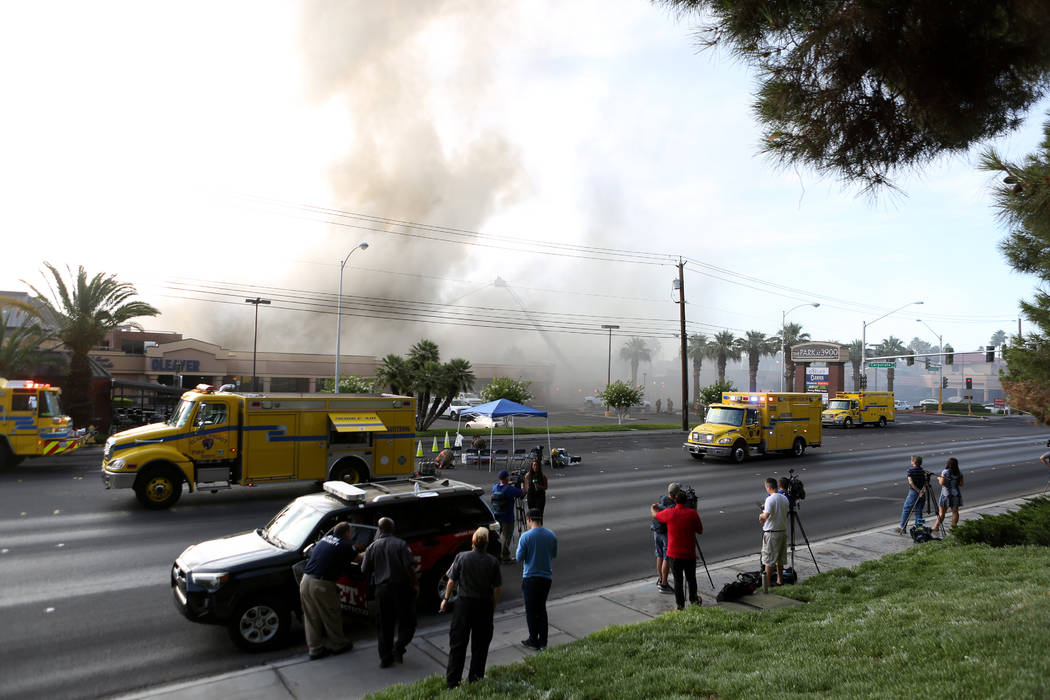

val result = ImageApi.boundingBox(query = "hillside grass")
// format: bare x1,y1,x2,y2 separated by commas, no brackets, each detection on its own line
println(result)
368,539,1050,699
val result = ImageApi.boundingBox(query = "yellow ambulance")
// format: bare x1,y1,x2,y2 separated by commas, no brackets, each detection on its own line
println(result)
102,384,417,509
0,378,85,469
683,392,823,463
821,391,895,428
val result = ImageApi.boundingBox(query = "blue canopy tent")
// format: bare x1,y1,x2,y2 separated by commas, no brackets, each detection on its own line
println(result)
459,398,550,471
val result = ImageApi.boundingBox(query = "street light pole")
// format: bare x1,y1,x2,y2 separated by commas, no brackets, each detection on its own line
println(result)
244,297,271,392
335,242,369,393
781,302,820,391
601,324,619,386
916,319,943,413
861,301,923,390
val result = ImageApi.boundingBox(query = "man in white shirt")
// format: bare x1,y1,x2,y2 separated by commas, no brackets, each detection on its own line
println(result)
759,477,790,587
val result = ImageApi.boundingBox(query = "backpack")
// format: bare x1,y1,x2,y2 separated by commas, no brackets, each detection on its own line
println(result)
491,483,510,517
716,572,761,602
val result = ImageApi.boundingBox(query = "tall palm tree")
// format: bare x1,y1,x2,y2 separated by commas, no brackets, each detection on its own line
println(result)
619,337,652,386
377,341,475,430
687,334,709,403
736,331,779,391
847,339,864,390
0,297,51,378
875,336,908,392
25,264,158,427
780,323,811,391
705,330,741,384
424,357,475,428
375,354,413,395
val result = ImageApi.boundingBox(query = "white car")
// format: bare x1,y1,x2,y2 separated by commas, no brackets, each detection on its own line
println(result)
894,399,913,410
465,415,510,429
919,399,939,407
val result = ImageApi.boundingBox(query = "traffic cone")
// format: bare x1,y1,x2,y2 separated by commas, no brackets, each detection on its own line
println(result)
416,441,423,457
444,432,450,448
432,436,438,452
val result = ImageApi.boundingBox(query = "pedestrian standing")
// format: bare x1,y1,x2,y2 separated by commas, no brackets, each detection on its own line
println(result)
1040,442,1050,469
441,527,502,689
492,469,524,562
523,459,548,517
760,477,789,587
361,517,418,668
299,521,356,660
651,489,703,609
650,483,680,595
516,507,558,650
896,455,928,534
932,457,964,531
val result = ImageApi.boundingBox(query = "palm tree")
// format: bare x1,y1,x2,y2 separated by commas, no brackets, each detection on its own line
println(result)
619,337,652,386
687,334,709,403
780,323,811,390
989,329,1007,348
424,357,475,428
847,339,864,390
375,354,413,395
25,264,158,427
705,330,741,384
376,340,475,430
0,297,51,378
875,336,908,392
736,331,779,392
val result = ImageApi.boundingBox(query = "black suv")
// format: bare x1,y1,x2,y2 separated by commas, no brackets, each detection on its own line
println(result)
171,476,500,651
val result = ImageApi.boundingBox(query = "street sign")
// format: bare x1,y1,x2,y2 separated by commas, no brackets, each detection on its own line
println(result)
994,397,1005,406
867,361,895,368
927,364,941,371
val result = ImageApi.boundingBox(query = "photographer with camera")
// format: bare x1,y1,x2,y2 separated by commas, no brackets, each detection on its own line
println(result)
650,483,680,595
896,455,928,535
759,478,789,587
651,488,703,609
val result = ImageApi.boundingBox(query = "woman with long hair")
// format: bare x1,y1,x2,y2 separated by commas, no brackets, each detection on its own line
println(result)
933,457,964,531
523,459,548,517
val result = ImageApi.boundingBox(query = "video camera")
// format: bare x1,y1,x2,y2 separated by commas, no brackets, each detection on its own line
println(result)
784,468,806,504
678,483,698,510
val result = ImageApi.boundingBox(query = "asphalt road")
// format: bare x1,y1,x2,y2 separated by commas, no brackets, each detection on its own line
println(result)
1,413,1047,699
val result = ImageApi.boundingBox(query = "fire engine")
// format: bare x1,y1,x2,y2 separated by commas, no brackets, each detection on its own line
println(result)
0,378,85,468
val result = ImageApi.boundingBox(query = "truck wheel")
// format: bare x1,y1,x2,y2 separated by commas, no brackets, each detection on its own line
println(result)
227,596,291,652
450,411,459,421
330,459,368,484
729,441,747,464
421,555,457,613
842,417,852,429
134,465,183,509
878,416,887,428
791,438,806,457
690,453,704,461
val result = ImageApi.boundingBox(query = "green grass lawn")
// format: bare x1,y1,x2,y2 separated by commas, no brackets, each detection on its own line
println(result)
368,541,1050,698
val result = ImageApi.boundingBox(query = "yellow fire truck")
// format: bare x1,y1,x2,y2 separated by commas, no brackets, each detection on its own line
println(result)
102,385,417,509
821,391,895,428
683,392,823,463
0,378,85,469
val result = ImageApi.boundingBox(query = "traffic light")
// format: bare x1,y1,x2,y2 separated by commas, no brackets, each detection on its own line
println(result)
860,376,868,389
924,357,931,370
906,355,914,366
965,377,972,389
944,346,954,365
985,345,995,362
942,377,949,389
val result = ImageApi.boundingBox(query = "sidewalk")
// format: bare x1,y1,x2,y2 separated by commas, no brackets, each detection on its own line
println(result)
118,495,1033,700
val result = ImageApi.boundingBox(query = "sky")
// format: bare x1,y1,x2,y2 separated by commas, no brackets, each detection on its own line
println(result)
1,0,1045,391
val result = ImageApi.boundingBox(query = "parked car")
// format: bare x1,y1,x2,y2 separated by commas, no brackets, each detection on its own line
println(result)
171,478,499,652
442,393,483,420
919,399,939,407
583,395,604,409
894,399,913,410
465,415,510,429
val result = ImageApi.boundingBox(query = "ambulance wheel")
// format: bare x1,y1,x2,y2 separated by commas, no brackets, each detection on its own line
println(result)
330,459,368,484
134,465,183,509
791,438,806,458
228,596,291,652
878,416,887,428
690,453,705,461
0,441,17,470
842,417,852,429
729,441,747,464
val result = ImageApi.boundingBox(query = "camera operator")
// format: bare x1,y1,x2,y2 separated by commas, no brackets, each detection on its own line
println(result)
759,478,789,587
651,489,703,609
650,483,680,595
896,455,927,535
777,477,795,510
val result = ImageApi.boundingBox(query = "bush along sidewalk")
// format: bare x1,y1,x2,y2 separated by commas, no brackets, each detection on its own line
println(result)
368,502,1050,699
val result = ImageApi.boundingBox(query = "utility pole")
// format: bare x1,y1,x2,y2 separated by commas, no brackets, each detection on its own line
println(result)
244,297,271,392
677,259,688,432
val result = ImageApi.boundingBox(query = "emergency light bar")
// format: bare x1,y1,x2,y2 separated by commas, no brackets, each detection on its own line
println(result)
5,380,51,389
323,481,367,503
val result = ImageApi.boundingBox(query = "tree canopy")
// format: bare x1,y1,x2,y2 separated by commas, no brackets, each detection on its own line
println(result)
659,0,1050,190
598,380,644,424
480,377,534,405
373,339,475,430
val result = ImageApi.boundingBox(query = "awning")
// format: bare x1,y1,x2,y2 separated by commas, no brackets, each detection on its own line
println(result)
328,412,387,433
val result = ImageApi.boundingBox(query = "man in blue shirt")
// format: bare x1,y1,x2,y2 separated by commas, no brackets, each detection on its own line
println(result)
516,507,557,650
300,521,357,660
492,470,523,562
897,455,928,534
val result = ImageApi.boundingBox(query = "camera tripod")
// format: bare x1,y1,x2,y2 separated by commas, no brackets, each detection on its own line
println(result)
787,504,819,574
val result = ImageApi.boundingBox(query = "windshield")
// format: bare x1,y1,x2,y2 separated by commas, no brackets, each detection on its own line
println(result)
705,407,744,427
828,400,851,410
42,391,62,418
264,501,326,550
166,399,195,428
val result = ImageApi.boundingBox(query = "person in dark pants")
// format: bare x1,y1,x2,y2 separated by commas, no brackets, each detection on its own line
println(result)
361,517,418,668
897,455,928,534
492,470,524,562
516,508,557,650
523,459,548,516
299,521,357,660
651,489,703,609
441,527,502,689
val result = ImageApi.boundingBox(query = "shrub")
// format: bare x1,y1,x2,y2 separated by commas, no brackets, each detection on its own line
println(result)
952,496,1050,547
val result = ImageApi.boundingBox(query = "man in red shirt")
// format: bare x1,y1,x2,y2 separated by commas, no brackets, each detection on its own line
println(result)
650,490,703,609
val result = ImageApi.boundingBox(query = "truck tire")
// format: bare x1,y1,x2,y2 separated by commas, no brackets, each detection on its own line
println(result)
729,441,747,464
842,417,852,429
878,416,887,428
134,464,183,509
0,441,20,470
791,438,806,458
227,596,291,652
330,459,369,484
422,553,459,613
690,453,704,461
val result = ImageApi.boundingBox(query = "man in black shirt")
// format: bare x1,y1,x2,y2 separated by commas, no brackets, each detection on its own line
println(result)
299,521,356,660
361,517,418,668
441,527,502,688
897,455,928,534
